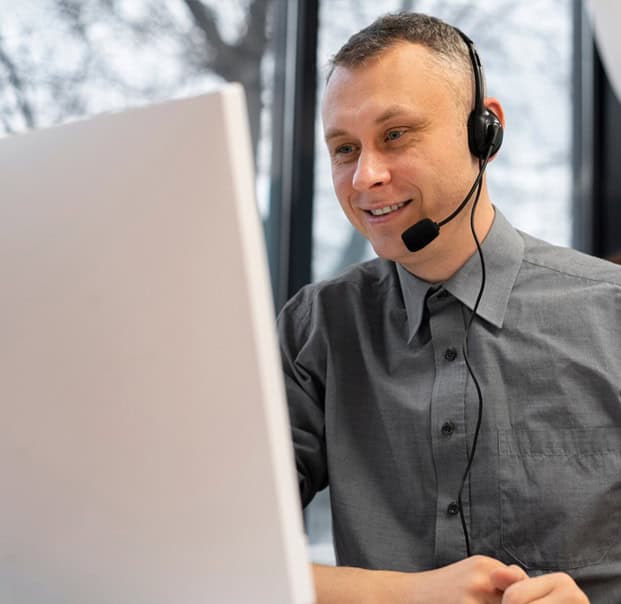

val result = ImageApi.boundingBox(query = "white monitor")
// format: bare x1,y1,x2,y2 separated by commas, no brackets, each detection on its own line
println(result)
0,85,315,604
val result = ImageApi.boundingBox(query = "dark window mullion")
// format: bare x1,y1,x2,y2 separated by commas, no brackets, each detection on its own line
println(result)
267,0,319,311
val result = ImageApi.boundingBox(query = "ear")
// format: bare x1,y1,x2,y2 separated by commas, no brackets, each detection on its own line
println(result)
484,97,505,129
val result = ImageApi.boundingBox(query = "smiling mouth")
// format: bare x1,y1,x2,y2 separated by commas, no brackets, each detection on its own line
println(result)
367,200,411,216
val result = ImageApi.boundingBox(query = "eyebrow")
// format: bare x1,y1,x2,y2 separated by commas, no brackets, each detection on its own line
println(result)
375,104,414,124
324,105,428,142
324,127,348,143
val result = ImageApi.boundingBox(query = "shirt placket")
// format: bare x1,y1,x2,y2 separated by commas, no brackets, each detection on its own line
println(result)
427,290,471,567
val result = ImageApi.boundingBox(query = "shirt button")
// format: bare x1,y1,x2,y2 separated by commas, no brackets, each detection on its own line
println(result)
444,347,458,361
441,421,455,436
447,501,460,516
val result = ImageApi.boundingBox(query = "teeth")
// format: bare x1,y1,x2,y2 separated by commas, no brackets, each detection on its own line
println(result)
370,202,406,216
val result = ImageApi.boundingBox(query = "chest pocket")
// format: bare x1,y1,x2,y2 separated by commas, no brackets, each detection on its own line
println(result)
498,427,621,570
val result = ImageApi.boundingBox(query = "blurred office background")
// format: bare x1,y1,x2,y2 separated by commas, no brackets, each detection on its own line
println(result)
2,0,619,565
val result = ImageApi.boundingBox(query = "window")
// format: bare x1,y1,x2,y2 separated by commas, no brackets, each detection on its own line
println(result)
0,0,278,241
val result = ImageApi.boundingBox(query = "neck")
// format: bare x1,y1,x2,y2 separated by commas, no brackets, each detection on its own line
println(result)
398,200,495,283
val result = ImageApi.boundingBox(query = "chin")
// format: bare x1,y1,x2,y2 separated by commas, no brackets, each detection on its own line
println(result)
369,240,405,263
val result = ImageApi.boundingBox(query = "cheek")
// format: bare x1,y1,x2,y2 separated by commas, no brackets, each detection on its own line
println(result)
331,166,354,198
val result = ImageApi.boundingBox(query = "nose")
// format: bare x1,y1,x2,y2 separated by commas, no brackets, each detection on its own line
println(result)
352,149,391,191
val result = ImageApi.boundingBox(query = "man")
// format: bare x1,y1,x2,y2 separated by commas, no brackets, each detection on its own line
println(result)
278,12,621,603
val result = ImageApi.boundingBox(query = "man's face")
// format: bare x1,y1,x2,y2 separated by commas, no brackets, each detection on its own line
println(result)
321,42,478,266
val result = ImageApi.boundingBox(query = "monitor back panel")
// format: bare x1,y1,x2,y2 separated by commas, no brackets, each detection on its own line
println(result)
0,86,314,604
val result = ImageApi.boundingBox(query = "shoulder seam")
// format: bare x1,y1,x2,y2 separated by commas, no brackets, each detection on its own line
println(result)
522,257,621,289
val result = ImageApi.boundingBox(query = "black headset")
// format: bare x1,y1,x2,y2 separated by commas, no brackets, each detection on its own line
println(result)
454,28,503,159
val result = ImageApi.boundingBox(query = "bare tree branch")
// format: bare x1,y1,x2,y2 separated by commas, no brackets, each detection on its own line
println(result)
0,37,36,128
241,0,269,55
178,0,272,154
55,0,88,37
182,0,226,60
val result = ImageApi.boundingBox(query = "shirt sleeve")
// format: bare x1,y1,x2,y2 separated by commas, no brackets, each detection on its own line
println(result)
277,287,328,508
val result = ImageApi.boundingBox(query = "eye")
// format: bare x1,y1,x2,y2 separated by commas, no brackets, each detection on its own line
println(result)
335,143,355,155
385,129,405,142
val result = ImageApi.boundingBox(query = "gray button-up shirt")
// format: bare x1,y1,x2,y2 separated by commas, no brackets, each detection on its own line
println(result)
278,209,621,602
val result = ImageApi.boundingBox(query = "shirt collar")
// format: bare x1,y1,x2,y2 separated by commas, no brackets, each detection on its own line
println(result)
397,208,524,341
396,263,435,341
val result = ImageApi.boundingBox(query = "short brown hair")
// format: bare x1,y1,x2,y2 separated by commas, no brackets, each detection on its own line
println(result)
327,12,474,108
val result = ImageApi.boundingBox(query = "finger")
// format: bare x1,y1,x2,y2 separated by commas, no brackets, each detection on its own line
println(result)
490,565,528,592
501,572,586,603
501,578,553,603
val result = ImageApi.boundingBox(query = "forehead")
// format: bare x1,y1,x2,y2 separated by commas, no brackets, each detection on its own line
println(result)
321,43,465,132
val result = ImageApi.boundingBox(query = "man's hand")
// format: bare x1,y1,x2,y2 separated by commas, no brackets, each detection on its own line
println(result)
407,555,527,603
313,557,589,603
313,555,522,603
490,567,590,603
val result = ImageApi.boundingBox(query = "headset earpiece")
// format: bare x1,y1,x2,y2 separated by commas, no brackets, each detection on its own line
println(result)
454,28,504,160
467,107,503,159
